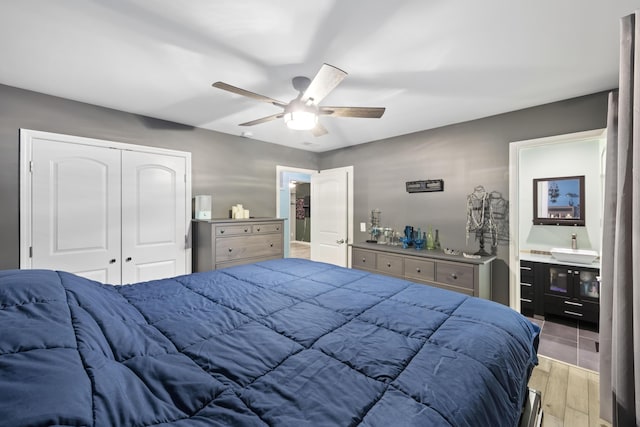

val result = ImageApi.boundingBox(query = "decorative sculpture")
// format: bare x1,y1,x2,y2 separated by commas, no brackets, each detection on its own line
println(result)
466,186,509,255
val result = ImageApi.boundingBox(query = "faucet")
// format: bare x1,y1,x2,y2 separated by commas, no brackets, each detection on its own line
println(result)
571,233,577,250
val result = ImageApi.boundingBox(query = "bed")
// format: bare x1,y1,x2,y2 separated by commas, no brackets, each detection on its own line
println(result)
0,258,539,426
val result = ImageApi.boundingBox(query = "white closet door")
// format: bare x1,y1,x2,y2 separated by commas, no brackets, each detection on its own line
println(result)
121,150,186,284
31,139,122,284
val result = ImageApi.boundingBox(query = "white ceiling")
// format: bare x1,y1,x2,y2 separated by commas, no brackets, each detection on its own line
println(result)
0,1,636,152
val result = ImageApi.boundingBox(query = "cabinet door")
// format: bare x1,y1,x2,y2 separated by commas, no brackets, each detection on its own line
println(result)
577,269,600,302
546,266,570,296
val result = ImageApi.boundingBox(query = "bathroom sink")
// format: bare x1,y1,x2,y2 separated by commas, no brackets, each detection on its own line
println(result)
550,248,599,264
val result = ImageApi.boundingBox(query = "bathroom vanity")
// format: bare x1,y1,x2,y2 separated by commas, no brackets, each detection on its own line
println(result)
519,253,600,324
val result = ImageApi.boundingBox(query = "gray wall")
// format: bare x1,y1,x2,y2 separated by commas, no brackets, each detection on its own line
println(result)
319,92,610,305
0,84,318,270
0,82,610,305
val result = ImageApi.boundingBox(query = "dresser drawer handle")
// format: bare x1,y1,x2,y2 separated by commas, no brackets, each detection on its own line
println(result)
244,228,249,233
270,243,273,247
228,248,233,252
564,300,583,307
361,258,366,263
387,263,391,268
256,227,261,231
520,298,532,303
276,226,280,231
520,266,532,271
220,230,225,234
450,273,458,280
416,268,421,273
564,310,583,317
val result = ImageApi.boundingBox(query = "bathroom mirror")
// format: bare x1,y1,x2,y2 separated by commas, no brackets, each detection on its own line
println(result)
533,175,585,226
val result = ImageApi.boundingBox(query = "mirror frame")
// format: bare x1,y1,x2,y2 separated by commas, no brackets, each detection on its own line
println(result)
532,175,585,226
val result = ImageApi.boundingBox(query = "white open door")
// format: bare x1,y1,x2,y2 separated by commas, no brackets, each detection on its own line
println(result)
310,167,350,266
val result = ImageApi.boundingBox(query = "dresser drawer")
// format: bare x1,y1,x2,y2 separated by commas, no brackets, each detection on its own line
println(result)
252,222,282,234
544,294,598,323
520,279,534,293
520,298,534,316
216,224,252,236
376,253,404,277
520,260,534,273
436,261,474,290
352,249,376,270
215,234,282,262
520,284,534,300
404,257,435,282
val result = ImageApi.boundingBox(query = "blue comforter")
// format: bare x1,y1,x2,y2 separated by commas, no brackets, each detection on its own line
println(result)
0,258,539,426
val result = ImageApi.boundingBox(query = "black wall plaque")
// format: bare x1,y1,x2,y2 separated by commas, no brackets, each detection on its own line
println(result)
406,179,444,193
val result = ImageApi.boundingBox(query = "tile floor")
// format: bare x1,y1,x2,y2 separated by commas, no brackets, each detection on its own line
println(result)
528,315,600,372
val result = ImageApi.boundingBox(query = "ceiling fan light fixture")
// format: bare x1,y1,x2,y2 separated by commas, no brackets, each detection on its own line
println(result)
284,110,318,130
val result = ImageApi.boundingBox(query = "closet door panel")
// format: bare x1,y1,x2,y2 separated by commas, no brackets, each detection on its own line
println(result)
121,151,186,284
31,139,122,284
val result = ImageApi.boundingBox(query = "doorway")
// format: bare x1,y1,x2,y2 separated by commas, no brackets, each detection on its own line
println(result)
508,129,606,310
276,165,354,267
277,167,313,259
290,181,311,259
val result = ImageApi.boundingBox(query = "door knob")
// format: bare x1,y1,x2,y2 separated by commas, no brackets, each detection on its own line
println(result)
109,259,116,264
125,257,132,262
336,239,345,244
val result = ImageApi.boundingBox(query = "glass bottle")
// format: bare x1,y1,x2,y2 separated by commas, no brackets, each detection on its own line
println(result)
426,225,435,250
435,229,441,249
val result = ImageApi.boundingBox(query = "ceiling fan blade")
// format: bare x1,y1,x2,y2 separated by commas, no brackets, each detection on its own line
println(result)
212,82,287,107
239,113,283,127
301,64,347,105
319,106,386,118
311,122,328,137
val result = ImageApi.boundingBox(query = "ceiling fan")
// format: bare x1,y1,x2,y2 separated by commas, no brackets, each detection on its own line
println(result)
212,63,385,137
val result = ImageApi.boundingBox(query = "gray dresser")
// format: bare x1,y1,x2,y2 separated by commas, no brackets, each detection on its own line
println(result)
351,243,495,299
193,218,284,271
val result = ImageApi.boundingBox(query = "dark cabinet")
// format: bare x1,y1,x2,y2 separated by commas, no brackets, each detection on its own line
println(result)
520,261,544,317
519,261,535,317
543,264,599,324
519,260,599,324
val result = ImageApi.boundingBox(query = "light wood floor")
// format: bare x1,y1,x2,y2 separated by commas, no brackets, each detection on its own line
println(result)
290,241,310,259
529,355,611,427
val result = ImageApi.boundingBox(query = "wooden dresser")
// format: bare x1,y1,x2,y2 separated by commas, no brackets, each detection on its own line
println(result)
351,243,495,299
192,218,284,271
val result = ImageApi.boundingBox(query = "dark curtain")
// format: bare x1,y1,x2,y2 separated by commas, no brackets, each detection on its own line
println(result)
600,11,640,426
